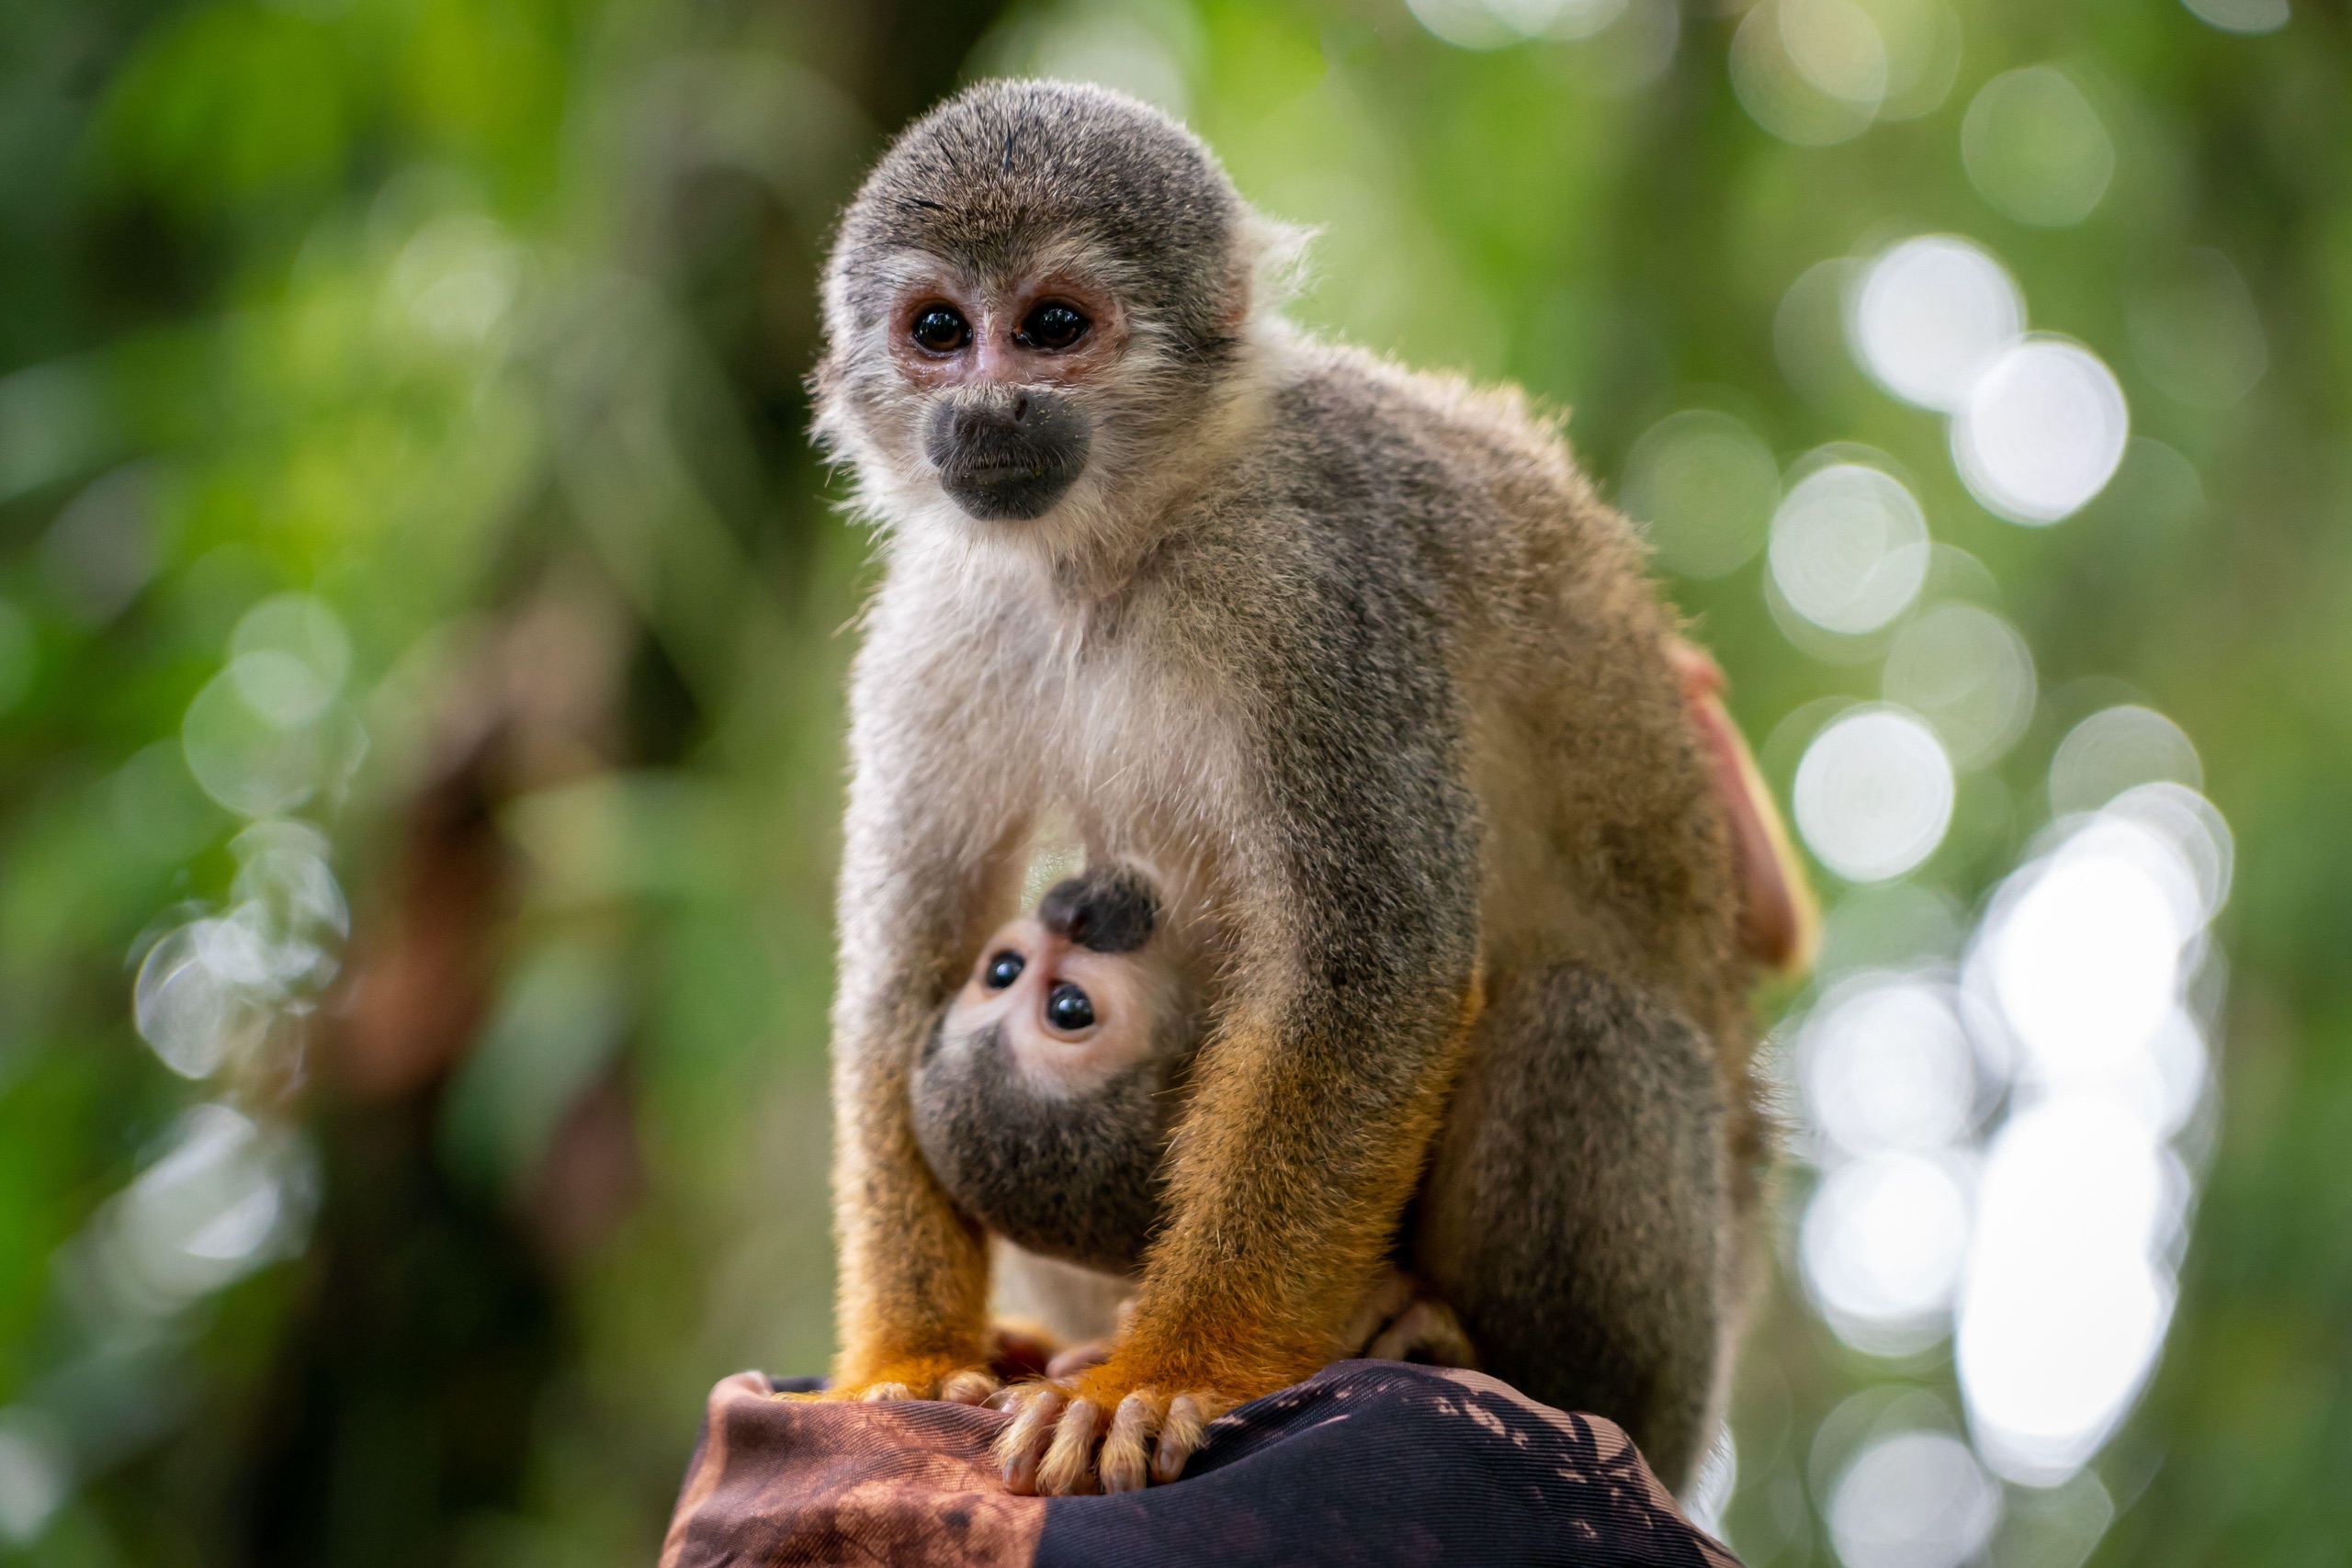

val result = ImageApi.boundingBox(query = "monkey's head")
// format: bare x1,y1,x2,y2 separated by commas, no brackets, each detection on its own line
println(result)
816,80,1295,550
912,863,1198,1273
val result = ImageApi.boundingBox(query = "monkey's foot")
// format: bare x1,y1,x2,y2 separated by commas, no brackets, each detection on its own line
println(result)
778,1353,1006,1408
991,1356,1262,1496
1343,1268,1478,1369
784,1322,1067,1408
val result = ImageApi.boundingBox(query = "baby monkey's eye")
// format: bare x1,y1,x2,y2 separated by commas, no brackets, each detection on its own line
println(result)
1016,301,1089,352
1045,982,1096,1032
911,305,971,354
985,951,1024,989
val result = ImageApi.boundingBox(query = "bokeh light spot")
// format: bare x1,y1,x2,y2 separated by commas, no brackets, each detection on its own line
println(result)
1860,0,1962,118
1987,833,2188,1083
1802,1151,1972,1348
1961,68,2115,228
1828,1429,2002,1568
2127,249,2268,410
1407,0,1626,48
2180,0,2289,33
1730,0,1883,145
1951,337,2129,524
1803,980,1976,1155
2049,705,2201,816
1769,463,1929,634
1621,410,1781,579
1883,602,2036,769
1793,706,1954,882
1959,1098,2176,1483
1781,0,1887,105
1849,237,2025,412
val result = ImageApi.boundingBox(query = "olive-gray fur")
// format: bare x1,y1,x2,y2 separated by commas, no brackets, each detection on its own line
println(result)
913,1013,1197,1276
813,79,1763,1495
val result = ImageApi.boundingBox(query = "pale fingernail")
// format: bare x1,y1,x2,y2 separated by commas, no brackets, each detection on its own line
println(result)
1152,1393,1204,1483
1000,1389,1064,1493
1038,1398,1105,1495
1100,1394,1159,1493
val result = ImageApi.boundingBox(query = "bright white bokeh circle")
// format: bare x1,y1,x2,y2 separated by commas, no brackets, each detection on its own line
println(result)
1793,706,1955,883
1803,1151,1973,1345
1803,980,1977,1155
1952,336,2130,524
1828,1428,2004,1568
1769,464,1931,635
1987,832,2189,1083
1850,237,2025,412
1959,1096,2176,1483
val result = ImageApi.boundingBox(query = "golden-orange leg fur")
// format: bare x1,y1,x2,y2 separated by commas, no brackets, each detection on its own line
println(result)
995,986,1484,1495
803,1118,1000,1405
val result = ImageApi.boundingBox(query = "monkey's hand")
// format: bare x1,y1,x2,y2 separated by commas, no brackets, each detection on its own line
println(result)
989,1348,1292,1495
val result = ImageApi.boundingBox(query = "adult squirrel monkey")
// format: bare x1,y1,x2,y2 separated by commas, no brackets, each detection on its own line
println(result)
808,79,1811,1496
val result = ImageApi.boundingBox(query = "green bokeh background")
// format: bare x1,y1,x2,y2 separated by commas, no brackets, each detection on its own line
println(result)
0,0,2346,1562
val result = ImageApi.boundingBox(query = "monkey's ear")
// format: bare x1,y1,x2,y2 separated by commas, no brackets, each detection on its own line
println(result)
1671,639,1819,976
1226,212,1316,333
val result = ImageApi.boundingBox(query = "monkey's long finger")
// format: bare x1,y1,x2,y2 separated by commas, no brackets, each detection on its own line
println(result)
996,1387,1065,1495
1036,1398,1107,1496
1098,1392,1163,1494
939,1369,1001,1404
1341,1269,1417,1356
1151,1393,1210,1485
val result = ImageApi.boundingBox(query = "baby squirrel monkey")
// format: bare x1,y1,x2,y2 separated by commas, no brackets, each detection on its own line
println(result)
915,864,1201,1280
809,79,1811,1496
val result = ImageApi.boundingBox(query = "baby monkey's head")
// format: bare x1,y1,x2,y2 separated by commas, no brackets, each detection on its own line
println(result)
815,80,1295,547
912,863,1198,1275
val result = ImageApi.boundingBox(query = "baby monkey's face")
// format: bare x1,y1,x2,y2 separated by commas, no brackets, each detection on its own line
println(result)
944,912,1178,1100
915,863,1193,1273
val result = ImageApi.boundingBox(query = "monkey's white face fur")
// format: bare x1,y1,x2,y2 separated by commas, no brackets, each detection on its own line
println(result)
939,915,1179,1100
818,236,1298,592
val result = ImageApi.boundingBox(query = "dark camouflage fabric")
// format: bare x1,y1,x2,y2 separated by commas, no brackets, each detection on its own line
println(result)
662,1359,1744,1567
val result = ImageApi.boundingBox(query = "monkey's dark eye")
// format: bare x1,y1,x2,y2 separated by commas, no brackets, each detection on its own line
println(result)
910,305,971,354
1045,982,1096,1032
985,951,1024,989
1016,301,1090,352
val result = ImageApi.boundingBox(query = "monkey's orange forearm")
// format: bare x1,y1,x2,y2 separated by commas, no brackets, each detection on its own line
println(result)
1092,980,1484,1401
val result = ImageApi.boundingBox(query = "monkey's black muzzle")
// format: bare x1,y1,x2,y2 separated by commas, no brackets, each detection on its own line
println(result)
925,389,1091,521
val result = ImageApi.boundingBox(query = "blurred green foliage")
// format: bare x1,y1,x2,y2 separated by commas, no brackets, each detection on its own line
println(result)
0,0,2347,1563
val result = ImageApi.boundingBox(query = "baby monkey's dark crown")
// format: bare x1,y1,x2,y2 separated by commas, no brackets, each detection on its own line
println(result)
1038,863,1159,954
